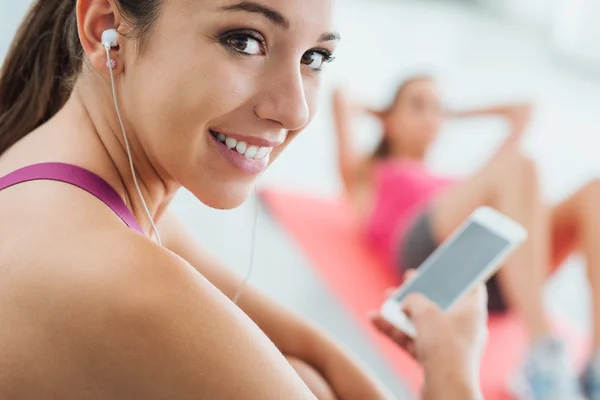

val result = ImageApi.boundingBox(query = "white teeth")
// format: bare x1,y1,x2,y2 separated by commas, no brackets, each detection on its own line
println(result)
214,130,272,160
225,137,237,149
235,141,247,154
256,147,269,159
245,145,258,159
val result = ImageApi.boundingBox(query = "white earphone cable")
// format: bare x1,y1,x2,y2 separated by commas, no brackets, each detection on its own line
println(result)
105,45,162,246
233,186,259,304
105,39,256,301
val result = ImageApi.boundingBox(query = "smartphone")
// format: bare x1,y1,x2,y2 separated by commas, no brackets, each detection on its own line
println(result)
380,206,527,338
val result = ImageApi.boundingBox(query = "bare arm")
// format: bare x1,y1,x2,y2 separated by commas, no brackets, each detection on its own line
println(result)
75,233,318,400
159,211,393,400
447,102,533,143
332,89,368,195
422,372,482,400
448,102,532,121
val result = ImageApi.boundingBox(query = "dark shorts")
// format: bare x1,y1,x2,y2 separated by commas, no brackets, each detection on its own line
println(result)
399,211,508,313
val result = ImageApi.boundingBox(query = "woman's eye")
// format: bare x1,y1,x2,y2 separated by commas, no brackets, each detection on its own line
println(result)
227,35,263,55
301,50,334,72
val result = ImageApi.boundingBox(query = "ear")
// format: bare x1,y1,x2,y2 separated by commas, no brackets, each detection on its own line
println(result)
76,0,125,74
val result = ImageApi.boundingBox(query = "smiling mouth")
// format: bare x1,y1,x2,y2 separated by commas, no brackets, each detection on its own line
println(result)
210,130,273,160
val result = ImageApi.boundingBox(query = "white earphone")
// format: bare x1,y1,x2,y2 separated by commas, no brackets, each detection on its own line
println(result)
101,29,163,246
101,29,119,50
101,29,257,302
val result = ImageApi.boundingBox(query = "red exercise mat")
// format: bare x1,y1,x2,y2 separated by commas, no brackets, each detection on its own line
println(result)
260,188,590,399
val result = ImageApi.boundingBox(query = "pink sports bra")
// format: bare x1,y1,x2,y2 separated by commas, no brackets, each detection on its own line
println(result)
365,160,455,268
0,162,143,234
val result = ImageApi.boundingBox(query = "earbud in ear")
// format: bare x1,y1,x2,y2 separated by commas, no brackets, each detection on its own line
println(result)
101,29,119,50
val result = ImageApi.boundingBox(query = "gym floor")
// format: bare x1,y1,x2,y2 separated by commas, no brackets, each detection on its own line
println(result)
3,0,600,397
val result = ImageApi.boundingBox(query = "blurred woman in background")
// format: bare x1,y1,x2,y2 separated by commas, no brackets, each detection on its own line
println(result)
334,75,600,400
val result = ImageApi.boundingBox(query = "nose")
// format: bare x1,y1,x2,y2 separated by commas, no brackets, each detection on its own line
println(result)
254,65,310,131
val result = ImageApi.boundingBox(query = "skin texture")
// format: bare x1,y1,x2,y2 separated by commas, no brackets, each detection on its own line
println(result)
334,78,600,348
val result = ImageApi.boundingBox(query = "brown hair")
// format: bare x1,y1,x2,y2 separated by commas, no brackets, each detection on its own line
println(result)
370,75,434,162
0,0,161,156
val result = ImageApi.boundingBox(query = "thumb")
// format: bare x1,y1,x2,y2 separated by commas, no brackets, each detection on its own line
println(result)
404,269,418,281
402,293,445,332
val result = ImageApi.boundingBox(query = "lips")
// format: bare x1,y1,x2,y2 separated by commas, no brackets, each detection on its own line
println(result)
210,130,273,160
209,130,274,175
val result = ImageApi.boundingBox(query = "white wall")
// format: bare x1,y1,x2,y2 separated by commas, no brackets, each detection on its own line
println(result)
552,0,600,69
474,0,600,72
0,2,31,59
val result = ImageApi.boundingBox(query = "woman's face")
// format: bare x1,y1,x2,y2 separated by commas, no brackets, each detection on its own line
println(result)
386,79,444,155
121,0,338,209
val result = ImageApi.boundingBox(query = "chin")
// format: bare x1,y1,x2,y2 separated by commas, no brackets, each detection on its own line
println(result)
191,184,254,210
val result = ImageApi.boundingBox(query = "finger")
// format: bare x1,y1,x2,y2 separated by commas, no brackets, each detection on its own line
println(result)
405,341,417,359
384,270,417,297
402,293,444,331
460,283,488,312
473,283,488,309
404,270,418,281
450,284,489,340
402,293,439,318
371,315,400,337
370,314,397,332
370,316,394,336
371,315,413,348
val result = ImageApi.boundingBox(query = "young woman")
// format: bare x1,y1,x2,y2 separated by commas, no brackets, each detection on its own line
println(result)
333,76,600,400
0,1,487,399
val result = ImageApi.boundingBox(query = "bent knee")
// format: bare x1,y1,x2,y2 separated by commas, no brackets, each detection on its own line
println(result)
575,179,600,211
501,149,538,184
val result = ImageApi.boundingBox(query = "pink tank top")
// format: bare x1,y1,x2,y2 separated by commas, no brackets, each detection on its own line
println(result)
365,160,455,269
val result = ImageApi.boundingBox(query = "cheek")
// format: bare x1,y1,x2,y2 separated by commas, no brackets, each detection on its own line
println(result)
268,130,301,165
393,114,410,133
431,120,443,133
305,78,320,110
124,48,256,162
414,114,433,131
423,115,442,133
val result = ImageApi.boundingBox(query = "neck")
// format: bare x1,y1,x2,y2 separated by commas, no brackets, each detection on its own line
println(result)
64,78,179,236
391,142,426,162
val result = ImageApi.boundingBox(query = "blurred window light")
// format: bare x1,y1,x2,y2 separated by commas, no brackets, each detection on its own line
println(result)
552,0,600,71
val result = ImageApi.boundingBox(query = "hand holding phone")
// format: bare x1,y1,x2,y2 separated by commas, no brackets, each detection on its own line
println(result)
380,206,527,339
371,284,488,399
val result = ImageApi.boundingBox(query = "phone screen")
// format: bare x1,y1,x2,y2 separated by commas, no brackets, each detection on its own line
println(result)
392,220,510,310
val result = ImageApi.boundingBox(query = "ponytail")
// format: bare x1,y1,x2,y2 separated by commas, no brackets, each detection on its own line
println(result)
0,0,82,155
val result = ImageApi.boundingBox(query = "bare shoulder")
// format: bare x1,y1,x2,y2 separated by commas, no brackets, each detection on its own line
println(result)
0,186,314,399
75,234,313,399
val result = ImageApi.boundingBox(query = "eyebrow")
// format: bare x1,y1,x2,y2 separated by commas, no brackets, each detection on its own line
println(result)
319,32,341,43
220,1,341,43
221,1,290,29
